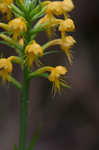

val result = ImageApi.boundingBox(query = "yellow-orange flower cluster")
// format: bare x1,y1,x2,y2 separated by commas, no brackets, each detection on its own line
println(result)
39,0,76,65
0,0,75,93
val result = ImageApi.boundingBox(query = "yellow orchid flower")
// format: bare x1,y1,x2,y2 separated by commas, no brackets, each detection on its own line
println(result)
0,57,13,82
0,0,13,20
38,13,61,28
42,35,76,65
37,13,61,38
25,40,43,67
46,0,74,16
0,56,22,82
59,18,75,32
8,17,27,40
63,0,74,13
48,66,67,94
30,65,67,94
61,36,76,65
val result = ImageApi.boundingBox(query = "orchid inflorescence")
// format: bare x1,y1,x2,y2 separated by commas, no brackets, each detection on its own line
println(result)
0,0,76,149
0,0,75,93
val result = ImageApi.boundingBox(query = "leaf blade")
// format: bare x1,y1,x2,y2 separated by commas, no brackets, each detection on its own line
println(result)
26,126,42,150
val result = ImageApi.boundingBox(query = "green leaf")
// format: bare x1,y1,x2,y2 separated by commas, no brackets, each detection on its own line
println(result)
29,0,41,12
60,82,71,89
16,0,20,6
0,40,16,49
30,33,37,41
0,40,23,56
24,0,31,12
0,34,23,56
11,4,24,17
31,6,47,22
30,0,38,9
29,4,42,18
43,50,61,56
0,31,9,35
15,0,26,12
14,144,18,150
38,0,42,9
30,23,47,34
26,126,42,150
39,73,48,79
8,75,22,90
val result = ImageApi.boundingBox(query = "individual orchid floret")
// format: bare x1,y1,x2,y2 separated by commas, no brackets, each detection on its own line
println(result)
48,66,67,94
7,17,27,40
43,35,76,65
0,55,23,82
61,36,76,65
63,0,74,13
0,17,27,40
0,0,13,20
37,13,61,38
59,18,75,32
25,40,43,67
0,57,13,82
46,1,64,16
29,65,67,94
37,14,61,28
45,0,74,16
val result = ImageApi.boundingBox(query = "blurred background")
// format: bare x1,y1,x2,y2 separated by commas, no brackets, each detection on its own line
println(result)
0,0,99,149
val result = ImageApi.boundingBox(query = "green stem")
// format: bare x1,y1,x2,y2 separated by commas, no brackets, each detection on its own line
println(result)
8,75,22,90
19,67,30,150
